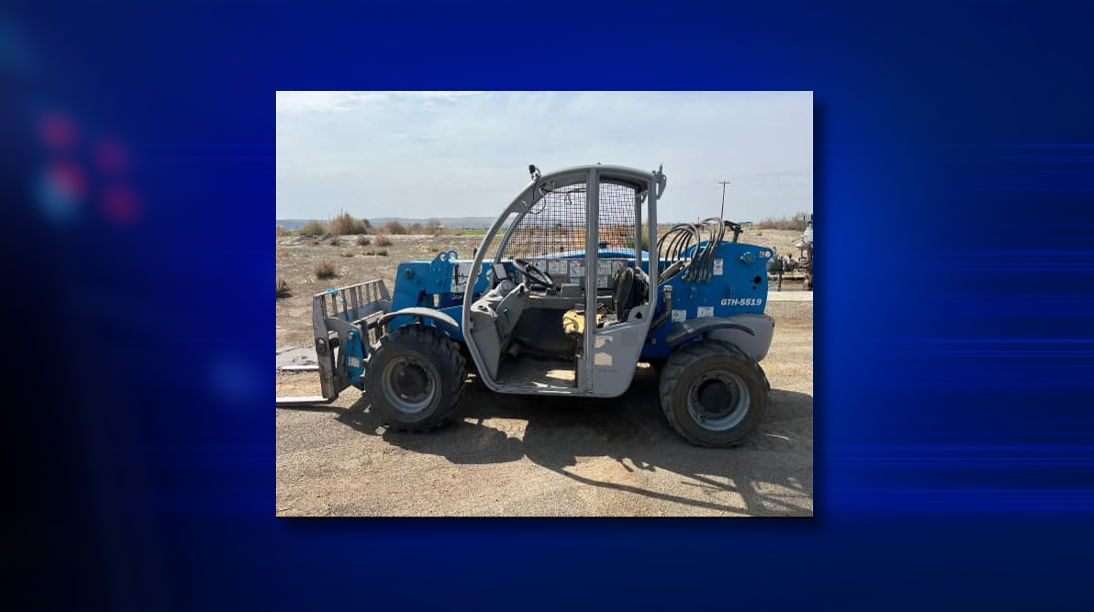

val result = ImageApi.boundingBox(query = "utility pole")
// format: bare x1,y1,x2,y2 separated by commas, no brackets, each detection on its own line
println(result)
718,181,731,219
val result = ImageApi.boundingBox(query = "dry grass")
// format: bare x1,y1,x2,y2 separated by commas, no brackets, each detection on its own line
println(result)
314,261,337,279
276,226,292,237
341,252,354,258
758,212,810,231
327,236,341,246
376,249,388,257
330,211,371,235
376,235,394,247
276,279,292,299
404,221,445,235
356,235,372,247
298,220,328,236
383,221,408,235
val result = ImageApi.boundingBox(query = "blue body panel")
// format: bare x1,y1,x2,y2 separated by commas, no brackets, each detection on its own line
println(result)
386,243,771,358
642,241,771,357
545,248,650,262
387,251,499,342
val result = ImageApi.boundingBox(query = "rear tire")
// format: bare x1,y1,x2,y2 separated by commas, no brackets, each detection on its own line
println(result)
366,325,467,431
659,340,768,447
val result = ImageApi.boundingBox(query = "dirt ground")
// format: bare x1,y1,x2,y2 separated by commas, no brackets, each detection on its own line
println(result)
275,229,812,516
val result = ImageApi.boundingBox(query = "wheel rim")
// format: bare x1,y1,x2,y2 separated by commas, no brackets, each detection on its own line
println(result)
686,370,750,431
381,355,437,415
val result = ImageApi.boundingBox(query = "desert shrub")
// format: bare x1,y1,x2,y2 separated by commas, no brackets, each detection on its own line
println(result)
330,211,371,235
408,222,424,234
356,235,371,247
757,212,810,231
377,235,394,247
276,226,292,237
376,249,388,256
384,221,408,235
276,280,291,298
341,252,354,257
424,218,443,235
364,250,375,256
298,220,328,236
314,261,337,279
327,236,341,246
622,225,651,252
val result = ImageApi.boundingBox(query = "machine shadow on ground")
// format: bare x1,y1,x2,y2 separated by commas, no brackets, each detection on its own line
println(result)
296,368,814,515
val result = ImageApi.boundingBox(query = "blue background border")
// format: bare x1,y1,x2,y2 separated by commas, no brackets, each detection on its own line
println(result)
3,0,1093,608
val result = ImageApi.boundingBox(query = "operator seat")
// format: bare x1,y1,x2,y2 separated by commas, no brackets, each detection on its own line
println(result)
612,266,636,321
561,265,648,340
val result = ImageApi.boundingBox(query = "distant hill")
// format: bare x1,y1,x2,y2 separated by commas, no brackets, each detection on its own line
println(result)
276,215,748,231
276,217,497,230
276,219,312,231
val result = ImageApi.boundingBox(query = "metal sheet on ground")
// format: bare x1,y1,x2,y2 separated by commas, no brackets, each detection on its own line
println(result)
766,291,812,302
276,346,318,368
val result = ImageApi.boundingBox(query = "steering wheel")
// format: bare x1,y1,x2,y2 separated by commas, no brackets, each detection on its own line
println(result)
513,258,555,288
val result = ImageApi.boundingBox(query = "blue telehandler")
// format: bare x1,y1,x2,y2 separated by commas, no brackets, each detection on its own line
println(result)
277,164,775,447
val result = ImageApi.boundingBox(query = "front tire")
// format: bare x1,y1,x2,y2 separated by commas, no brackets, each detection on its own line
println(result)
366,325,467,431
659,340,768,447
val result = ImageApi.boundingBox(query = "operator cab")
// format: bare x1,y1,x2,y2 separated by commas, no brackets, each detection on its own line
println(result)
470,255,650,388
467,167,659,394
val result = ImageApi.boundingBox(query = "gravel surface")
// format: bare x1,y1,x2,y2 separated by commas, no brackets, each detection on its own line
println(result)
275,300,812,517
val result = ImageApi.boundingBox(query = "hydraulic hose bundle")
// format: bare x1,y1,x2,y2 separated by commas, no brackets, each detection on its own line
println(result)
656,218,741,284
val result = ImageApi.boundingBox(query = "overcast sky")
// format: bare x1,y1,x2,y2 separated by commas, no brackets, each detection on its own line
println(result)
276,91,812,223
